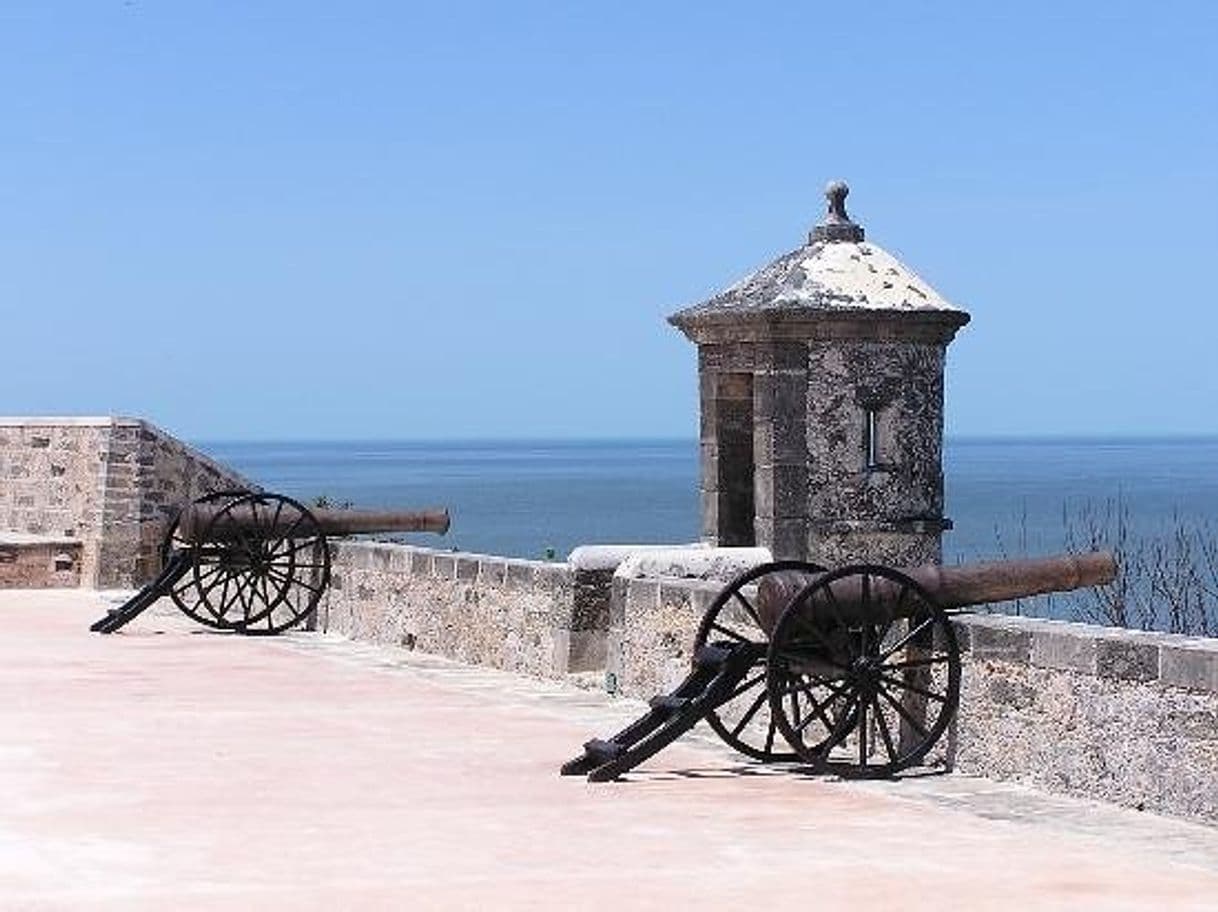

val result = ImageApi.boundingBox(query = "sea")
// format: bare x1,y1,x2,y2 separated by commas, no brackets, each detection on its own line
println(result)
203,437,1218,627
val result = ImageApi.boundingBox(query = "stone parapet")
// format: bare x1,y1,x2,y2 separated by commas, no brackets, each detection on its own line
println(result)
605,548,771,695
950,613,1218,821
320,541,738,681
0,417,250,587
612,546,769,582
321,540,584,678
607,575,721,698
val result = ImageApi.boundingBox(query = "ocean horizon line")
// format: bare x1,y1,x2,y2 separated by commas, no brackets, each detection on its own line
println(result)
195,433,1218,448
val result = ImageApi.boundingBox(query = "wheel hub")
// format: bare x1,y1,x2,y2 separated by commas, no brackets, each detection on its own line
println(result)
850,656,882,693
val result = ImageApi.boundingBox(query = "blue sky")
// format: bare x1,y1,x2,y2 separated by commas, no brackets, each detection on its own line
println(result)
1,2,1214,440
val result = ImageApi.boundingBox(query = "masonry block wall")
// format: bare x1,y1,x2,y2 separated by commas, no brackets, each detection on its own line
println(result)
607,575,722,698
951,614,1218,821
692,328,958,567
0,420,108,585
805,338,951,567
0,537,83,588
320,540,594,678
0,418,250,587
698,343,808,558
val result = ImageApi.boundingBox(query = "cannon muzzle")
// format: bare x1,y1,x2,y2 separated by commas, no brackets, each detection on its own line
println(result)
178,503,451,543
756,551,1117,634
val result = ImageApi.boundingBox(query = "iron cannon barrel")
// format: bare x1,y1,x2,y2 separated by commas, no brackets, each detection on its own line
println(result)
902,551,1116,610
304,507,450,537
756,551,1116,634
178,504,451,543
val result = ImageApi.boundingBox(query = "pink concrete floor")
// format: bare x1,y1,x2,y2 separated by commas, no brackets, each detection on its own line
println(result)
2,590,1217,910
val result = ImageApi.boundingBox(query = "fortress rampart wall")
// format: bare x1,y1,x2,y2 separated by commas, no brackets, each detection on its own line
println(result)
0,417,248,587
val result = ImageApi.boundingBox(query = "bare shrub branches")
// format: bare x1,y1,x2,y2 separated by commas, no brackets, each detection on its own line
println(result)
1062,498,1216,636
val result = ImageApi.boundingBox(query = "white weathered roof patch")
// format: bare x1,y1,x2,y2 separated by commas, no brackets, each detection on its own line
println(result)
684,239,959,315
671,181,962,320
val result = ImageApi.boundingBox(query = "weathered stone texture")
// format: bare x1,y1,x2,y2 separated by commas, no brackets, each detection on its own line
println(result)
0,422,108,585
1162,641,1218,692
808,528,941,569
572,567,614,632
804,340,947,565
953,658,1218,821
684,326,957,564
0,537,82,588
952,613,1218,822
0,418,249,587
607,576,721,699
322,541,587,677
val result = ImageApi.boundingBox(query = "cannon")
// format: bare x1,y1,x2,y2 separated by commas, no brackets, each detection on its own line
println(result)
563,552,1116,781
91,490,450,636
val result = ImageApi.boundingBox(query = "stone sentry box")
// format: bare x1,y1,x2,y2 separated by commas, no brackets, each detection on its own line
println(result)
670,182,970,566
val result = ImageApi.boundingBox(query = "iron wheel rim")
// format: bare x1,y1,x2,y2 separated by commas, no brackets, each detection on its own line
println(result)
692,560,828,763
164,490,253,631
194,492,330,635
765,564,961,778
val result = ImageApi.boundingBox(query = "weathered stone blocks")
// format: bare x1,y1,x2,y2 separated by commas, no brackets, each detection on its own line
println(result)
951,612,1218,821
0,535,82,588
0,417,248,587
322,541,610,678
1097,639,1160,682
1162,641,1218,692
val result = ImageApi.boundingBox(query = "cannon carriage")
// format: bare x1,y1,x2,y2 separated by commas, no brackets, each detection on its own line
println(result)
91,490,449,635
564,552,1116,781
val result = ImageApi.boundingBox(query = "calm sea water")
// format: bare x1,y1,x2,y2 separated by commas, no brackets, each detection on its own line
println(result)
203,437,1218,569
203,439,697,559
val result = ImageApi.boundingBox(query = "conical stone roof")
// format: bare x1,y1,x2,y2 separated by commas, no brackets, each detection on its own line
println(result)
670,182,967,330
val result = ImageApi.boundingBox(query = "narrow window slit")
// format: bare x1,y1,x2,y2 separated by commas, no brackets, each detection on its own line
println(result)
865,408,880,470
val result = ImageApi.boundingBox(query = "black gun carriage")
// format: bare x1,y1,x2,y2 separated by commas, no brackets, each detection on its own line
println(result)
564,552,1116,781
91,490,450,635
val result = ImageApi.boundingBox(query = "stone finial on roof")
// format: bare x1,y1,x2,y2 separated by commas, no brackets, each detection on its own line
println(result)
811,180,864,243
668,180,969,325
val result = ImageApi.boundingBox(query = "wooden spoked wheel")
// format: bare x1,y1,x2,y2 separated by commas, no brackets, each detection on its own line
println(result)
692,560,830,762
192,492,331,635
162,490,253,631
765,565,961,778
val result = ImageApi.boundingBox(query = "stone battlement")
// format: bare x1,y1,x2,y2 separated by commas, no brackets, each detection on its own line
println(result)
0,417,249,587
